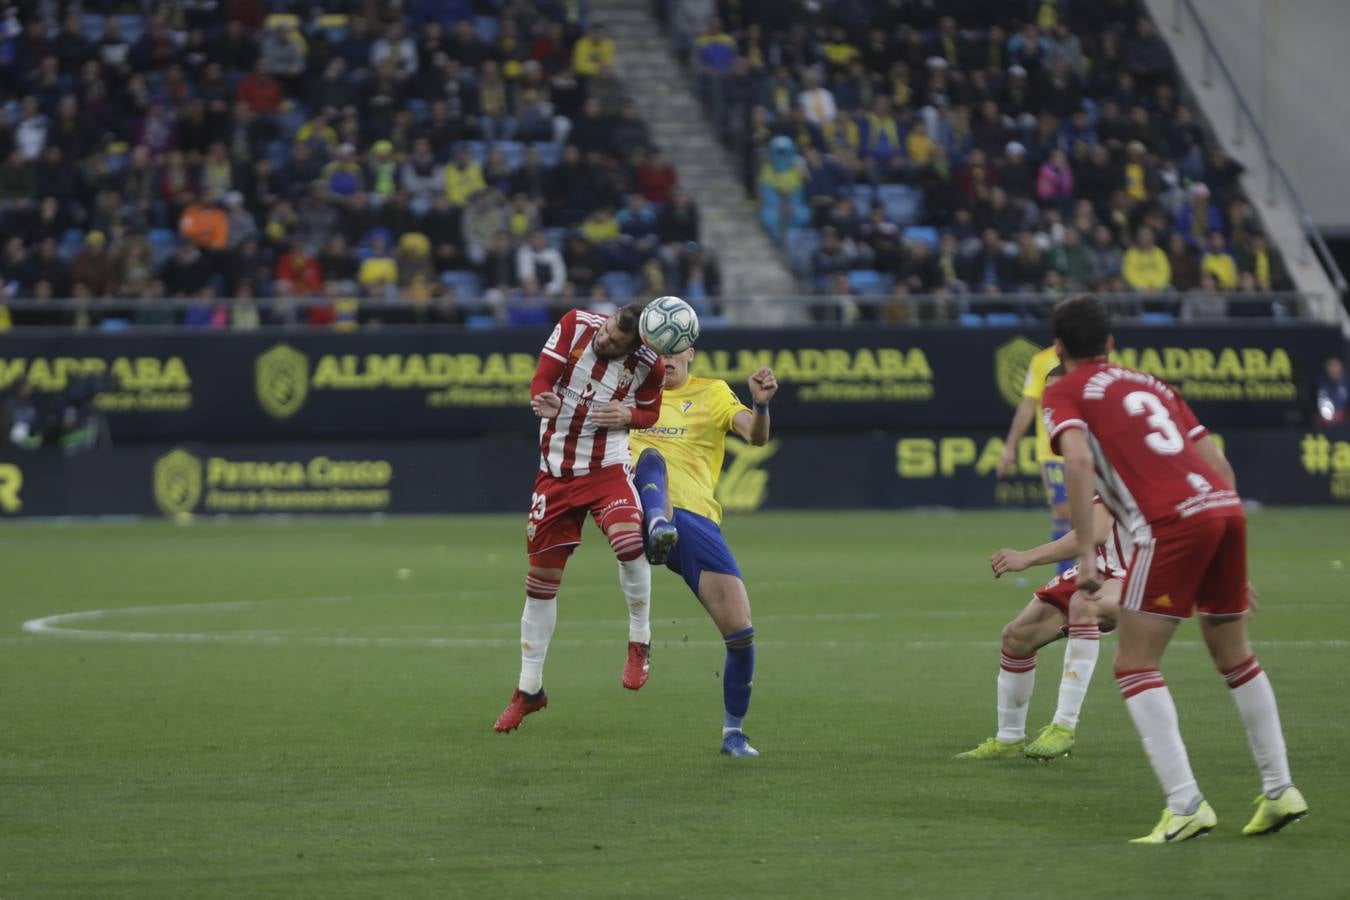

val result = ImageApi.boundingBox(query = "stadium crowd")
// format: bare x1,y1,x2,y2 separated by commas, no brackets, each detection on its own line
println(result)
666,0,1294,319
0,1,718,329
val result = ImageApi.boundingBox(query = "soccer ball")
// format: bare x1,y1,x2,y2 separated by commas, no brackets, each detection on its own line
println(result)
639,296,700,355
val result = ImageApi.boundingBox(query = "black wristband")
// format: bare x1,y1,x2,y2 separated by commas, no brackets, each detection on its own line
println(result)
753,402,770,413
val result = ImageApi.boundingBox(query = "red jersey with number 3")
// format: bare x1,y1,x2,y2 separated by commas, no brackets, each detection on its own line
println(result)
536,308,663,477
1042,361,1242,540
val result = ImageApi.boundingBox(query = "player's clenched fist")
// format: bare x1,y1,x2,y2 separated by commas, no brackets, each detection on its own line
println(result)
748,367,778,405
589,400,632,428
989,548,1029,578
531,392,562,418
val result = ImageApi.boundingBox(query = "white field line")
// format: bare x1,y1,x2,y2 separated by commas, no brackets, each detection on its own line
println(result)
14,600,1349,652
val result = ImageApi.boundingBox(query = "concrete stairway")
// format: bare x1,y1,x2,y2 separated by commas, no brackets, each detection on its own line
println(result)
589,0,801,322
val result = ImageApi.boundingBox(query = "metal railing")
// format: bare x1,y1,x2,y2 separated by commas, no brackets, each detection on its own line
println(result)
1170,0,1349,304
0,290,1319,331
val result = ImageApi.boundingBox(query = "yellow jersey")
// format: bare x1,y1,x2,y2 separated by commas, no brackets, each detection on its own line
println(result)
1022,346,1063,464
629,376,750,524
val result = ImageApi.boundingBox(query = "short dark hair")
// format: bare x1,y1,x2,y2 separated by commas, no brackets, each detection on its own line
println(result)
1052,295,1111,360
1046,364,1066,379
613,298,652,351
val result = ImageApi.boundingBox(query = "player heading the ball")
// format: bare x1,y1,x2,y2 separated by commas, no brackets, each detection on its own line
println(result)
494,300,665,733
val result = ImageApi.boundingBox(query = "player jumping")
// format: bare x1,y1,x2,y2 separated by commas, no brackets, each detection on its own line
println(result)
627,348,778,757
957,500,1126,761
998,344,1072,574
1044,294,1307,842
494,302,665,733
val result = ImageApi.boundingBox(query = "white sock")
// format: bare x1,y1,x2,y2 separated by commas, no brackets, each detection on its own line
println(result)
997,651,1036,742
618,557,652,644
1224,660,1293,798
1053,625,1101,729
1118,672,1203,814
517,597,557,694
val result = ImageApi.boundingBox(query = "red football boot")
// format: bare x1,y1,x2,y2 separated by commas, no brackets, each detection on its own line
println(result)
622,642,651,690
493,688,548,732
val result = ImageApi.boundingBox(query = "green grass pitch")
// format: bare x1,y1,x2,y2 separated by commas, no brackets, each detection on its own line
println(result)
2,509,1348,898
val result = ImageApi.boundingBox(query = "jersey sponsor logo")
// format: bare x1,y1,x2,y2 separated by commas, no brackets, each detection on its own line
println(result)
544,323,563,350
153,447,393,516
995,337,1042,408
0,463,23,513
633,426,688,436
716,437,779,513
256,343,310,419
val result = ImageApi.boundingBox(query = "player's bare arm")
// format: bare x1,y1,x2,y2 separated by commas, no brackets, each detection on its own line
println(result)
1194,435,1236,487
1057,428,1101,594
733,367,778,445
997,397,1037,477
990,504,1114,577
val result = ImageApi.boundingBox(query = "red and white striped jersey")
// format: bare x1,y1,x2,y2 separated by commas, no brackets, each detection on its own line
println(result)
1044,361,1241,543
1103,519,1133,575
535,309,664,478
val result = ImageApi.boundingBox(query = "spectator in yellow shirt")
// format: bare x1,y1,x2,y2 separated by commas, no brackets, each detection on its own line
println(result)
357,231,399,295
1201,231,1239,289
443,145,486,207
1121,226,1171,292
572,23,614,78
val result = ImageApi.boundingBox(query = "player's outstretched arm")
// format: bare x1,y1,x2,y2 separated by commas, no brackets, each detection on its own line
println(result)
997,397,1037,478
1058,429,1101,593
989,504,1112,577
732,367,778,445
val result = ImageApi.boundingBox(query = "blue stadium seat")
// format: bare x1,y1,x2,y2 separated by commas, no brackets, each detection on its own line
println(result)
497,141,525,170
847,269,887,295
851,184,876,217
958,312,985,327
458,141,486,165
406,98,429,122
62,228,86,245
80,14,105,42
115,14,146,45
149,228,178,267
986,312,1022,327
1140,311,1176,324
878,185,921,226
507,305,551,326
601,271,638,300
534,142,563,167
542,227,568,247
99,317,130,332
903,226,939,249
466,314,497,329
473,16,501,43
440,270,482,299
785,227,820,275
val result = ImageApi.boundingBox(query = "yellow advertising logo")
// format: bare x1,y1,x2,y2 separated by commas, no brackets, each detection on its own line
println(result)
995,337,1041,408
716,438,779,513
0,463,22,513
154,449,203,516
1301,433,1350,501
256,344,311,419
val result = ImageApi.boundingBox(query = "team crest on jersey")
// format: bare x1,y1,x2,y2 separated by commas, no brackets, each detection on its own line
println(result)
682,401,694,413
618,367,635,389
526,522,537,540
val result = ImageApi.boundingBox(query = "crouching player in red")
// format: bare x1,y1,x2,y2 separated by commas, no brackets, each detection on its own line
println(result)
957,500,1127,761
628,349,778,757
1045,294,1307,842
494,302,665,732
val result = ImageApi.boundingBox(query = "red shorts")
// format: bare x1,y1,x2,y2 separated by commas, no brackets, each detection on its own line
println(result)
1034,558,1123,619
1121,514,1248,619
526,465,642,556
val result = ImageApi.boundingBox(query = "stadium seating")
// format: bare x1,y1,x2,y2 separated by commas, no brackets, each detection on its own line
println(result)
0,4,704,328
678,0,1295,312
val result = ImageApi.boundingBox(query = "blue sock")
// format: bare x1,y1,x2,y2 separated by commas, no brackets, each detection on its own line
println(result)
1053,518,1072,575
722,626,755,731
634,450,669,527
